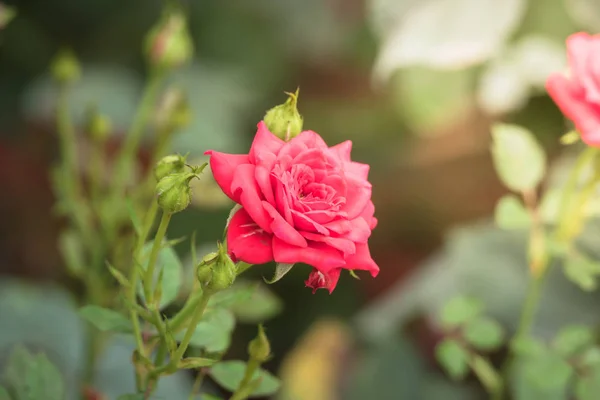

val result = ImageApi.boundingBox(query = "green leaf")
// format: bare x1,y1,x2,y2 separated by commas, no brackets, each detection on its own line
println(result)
209,282,257,308
178,357,217,369
435,339,470,380
138,241,183,309
463,317,504,351
494,195,531,229
264,263,294,284
0,6,16,29
79,305,132,332
553,325,595,357
523,351,573,390
201,395,223,400
0,386,9,400
564,255,600,291
439,296,483,329
575,366,600,400
210,360,281,397
491,123,546,192
107,262,130,287
4,346,64,400
511,337,546,357
581,347,600,368
176,308,235,352
58,230,85,276
230,283,283,323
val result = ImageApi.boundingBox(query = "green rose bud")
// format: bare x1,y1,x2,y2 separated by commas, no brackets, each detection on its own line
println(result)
196,251,218,285
155,172,195,214
208,244,236,291
51,49,81,84
154,154,188,182
263,88,303,141
248,325,271,363
85,106,112,142
145,9,194,70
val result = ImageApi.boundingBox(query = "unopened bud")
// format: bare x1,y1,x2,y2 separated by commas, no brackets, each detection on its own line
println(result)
196,251,218,285
154,154,187,182
156,172,195,213
263,88,303,141
248,325,271,362
145,9,194,70
208,244,236,291
85,106,112,142
51,49,81,84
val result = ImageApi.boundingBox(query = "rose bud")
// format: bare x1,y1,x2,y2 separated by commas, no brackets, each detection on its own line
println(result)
155,171,195,213
263,88,303,141
154,154,188,182
248,324,271,363
196,251,218,285
51,49,81,84
208,244,236,291
85,106,112,143
145,9,194,70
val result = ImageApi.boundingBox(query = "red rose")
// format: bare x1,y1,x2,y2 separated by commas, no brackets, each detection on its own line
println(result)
206,122,379,293
547,32,600,147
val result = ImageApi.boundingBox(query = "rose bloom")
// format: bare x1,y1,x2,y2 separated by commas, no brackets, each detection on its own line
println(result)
206,122,379,293
547,32,600,147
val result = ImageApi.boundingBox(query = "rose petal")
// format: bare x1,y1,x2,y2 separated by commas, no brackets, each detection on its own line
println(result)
305,268,342,294
301,231,356,255
205,151,249,201
255,165,275,205
249,121,285,167
291,210,329,234
231,164,272,232
227,208,274,264
324,219,352,234
340,217,371,243
330,140,352,162
341,174,372,219
289,130,328,150
263,201,307,247
547,74,600,147
347,162,370,180
343,243,379,277
273,236,345,272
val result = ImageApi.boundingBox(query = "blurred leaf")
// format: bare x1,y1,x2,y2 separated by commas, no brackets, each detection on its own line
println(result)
0,4,16,29
478,58,529,115
435,339,470,380
566,0,600,32
391,67,474,134
576,366,600,400
231,283,283,323
373,0,526,79
440,296,483,329
201,395,223,400
107,262,130,288
79,305,132,333
4,346,64,400
581,347,600,367
176,308,235,353
58,230,85,277
464,317,505,351
264,263,294,284
522,351,573,391
491,123,546,192
540,190,561,224
138,242,183,309
209,283,256,308
126,198,142,237
117,395,145,400
495,195,531,230
210,361,280,397
511,337,546,357
0,386,8,400
564,255,600,291
553,325,594,357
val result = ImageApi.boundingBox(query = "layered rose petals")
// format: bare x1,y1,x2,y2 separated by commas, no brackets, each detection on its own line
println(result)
547,33,600,147
206,121,379,293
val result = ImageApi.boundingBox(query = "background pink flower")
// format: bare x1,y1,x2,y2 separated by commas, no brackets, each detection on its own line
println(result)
547,32,600,147
206,121,379,293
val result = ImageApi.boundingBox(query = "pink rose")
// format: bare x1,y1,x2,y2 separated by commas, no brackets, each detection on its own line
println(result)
206,121,379,293
547,32,600,147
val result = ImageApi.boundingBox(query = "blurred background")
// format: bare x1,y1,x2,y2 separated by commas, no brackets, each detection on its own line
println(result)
2,0,600,399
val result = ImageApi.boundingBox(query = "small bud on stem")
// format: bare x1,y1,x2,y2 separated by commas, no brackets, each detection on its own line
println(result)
263,88,303,141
